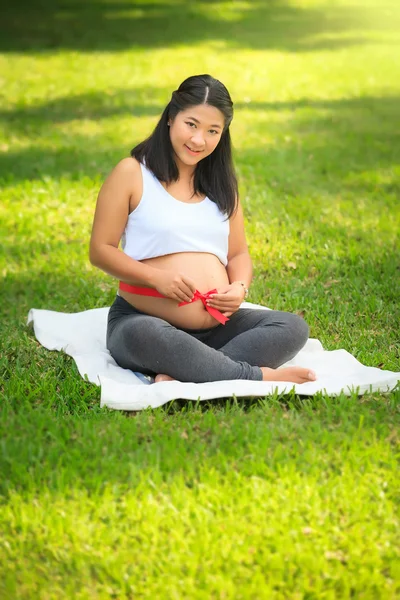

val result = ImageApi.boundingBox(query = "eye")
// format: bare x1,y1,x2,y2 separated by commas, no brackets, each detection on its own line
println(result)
209,129,218,135
186,121,196,128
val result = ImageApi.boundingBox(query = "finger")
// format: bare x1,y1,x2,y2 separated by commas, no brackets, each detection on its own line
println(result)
179,284,195,301
171,288,189,303
209,306,235,314
208,293,228,300
207,298,237,307
181,275,197,294
179,292,193,303
208,293,238,302
210,302,241,312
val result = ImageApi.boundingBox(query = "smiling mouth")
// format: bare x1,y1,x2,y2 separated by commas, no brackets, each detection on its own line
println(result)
185,145,202,154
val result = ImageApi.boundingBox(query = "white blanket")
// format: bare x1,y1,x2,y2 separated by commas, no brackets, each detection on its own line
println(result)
27,303,399,411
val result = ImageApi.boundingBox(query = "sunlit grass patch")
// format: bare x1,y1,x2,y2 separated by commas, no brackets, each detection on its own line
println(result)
0,398,399,598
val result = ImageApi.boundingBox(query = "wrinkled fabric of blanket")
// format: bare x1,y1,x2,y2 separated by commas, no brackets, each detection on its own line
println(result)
27,302,399,411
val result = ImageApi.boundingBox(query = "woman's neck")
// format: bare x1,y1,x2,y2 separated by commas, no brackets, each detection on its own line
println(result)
174,155,196,182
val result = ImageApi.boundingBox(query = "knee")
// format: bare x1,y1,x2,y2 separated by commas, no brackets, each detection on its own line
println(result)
121,317,172,349
284,312,309,351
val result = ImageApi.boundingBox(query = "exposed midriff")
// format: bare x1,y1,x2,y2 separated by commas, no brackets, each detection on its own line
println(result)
118,252,230,329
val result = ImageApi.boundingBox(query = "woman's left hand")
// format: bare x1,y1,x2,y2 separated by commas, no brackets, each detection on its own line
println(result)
206,282,246,318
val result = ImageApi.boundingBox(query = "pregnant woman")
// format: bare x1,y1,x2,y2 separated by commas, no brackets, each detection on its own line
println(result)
89,74,316,384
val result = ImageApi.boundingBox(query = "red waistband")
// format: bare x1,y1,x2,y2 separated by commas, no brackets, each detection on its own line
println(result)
118,281,229,325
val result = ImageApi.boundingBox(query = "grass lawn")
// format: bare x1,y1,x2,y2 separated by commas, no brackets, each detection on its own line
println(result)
1,0,399,597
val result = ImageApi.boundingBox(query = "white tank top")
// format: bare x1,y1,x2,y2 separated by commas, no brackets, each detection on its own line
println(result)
121,162,230,266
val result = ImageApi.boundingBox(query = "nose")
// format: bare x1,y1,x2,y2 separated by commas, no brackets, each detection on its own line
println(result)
191,131,205,148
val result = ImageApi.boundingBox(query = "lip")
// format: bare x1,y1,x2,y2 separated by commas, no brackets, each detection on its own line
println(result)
184,145,203,155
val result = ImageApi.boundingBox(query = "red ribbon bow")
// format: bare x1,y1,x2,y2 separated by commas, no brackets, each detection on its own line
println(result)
119,283,229,325
178,289,229,324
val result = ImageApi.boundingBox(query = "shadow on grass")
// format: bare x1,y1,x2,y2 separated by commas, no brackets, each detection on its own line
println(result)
1,0,393,54
2,88,400,135
0,88,165,135
1,92,399,200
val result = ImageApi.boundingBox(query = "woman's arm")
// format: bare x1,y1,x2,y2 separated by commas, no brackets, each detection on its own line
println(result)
226,200,253,291
89,158,159,286
205,200,253,316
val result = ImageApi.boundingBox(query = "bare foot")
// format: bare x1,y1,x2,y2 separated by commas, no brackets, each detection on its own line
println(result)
261,366,317,384
154,368,316,385
155,374,176,383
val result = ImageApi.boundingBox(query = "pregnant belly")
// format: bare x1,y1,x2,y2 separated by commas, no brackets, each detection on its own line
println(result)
119,252,230,329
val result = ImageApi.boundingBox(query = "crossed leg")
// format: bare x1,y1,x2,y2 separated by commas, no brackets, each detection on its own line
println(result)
155,308,316,384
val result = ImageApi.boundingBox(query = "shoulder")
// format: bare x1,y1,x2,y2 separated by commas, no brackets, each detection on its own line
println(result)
111,156,142,179
101,157,143,199
97,157,143,206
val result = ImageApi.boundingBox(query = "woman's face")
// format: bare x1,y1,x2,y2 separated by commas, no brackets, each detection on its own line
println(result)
168,104,225,169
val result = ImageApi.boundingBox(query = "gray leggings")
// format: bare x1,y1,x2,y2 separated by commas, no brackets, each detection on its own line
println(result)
107,295,309,383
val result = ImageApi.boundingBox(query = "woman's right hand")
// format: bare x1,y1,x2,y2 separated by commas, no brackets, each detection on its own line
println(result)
153,270,197,303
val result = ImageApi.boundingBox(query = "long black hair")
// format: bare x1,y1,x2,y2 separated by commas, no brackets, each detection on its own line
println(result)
131,74,238,218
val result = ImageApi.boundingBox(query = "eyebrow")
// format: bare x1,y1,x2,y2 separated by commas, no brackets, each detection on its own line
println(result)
186,116,222,129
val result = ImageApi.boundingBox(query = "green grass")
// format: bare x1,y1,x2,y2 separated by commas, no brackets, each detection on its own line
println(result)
0,0,400,597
